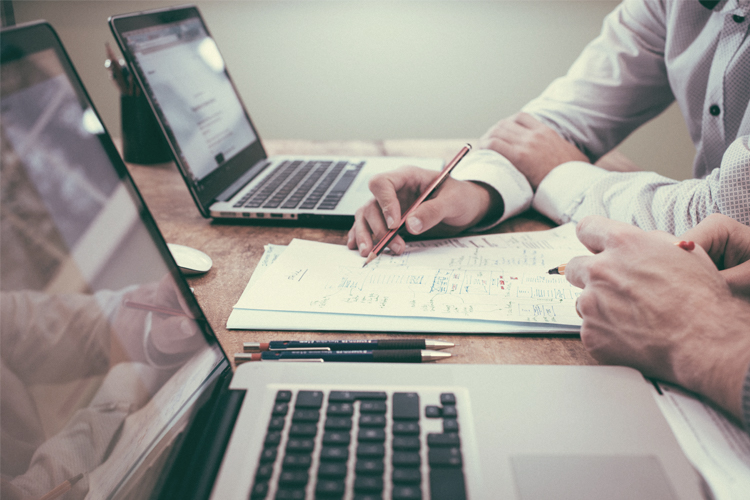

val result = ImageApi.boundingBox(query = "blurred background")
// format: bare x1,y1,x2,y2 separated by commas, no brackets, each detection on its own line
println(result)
9,0,695,180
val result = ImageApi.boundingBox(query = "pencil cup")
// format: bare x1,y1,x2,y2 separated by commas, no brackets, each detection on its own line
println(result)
120,94,172,165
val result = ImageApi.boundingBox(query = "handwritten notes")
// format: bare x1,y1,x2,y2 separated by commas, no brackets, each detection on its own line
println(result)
233,224,588,329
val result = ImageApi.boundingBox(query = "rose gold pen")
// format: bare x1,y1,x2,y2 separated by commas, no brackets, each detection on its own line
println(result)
363,144,472,267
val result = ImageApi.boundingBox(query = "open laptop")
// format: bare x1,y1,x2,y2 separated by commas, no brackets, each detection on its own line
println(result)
1,21,704,500
107,5,443,226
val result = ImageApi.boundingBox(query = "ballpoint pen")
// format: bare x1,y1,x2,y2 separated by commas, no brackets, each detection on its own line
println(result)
363,144,472,267
243,339,454,352
234,349,451,363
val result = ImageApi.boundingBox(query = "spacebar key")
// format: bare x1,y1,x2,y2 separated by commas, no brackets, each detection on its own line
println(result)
429,467,467,500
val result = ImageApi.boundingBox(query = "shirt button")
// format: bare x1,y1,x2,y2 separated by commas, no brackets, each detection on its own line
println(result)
709,104,721,116
732,15,745,23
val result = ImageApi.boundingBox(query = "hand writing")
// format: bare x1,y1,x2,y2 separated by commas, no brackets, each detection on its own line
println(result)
347,166,500,256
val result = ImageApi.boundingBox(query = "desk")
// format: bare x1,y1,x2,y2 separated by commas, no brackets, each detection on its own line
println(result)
126,139,597,368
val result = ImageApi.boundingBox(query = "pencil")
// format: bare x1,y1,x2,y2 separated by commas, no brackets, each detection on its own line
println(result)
39,473,84,500
548,239,695,276
547,263,566,275
363,144,472,267
123,299,193,318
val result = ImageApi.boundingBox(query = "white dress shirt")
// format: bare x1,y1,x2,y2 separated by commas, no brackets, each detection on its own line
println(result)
454,0,750,236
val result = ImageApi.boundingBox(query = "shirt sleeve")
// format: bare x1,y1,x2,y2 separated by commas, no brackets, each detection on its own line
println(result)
533,135,750,235
522,0,674,162
451,149,533,231
0,290,121,384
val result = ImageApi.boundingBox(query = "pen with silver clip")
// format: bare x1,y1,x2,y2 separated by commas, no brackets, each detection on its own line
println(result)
235,349,451,364
243,339,454,352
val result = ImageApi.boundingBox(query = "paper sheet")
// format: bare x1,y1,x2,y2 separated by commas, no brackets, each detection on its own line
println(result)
231,225,587,332
653,383,750,500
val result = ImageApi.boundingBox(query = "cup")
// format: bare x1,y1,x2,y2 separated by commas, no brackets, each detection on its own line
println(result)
120,94,172,165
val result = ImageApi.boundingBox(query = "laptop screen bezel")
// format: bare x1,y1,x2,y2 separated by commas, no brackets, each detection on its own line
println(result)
109,5,269,217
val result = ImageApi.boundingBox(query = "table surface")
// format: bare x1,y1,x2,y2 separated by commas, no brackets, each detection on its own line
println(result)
125,139,597,368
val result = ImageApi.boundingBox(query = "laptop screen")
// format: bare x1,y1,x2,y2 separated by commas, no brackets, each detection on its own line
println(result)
1,22,225,500
118,16,257,183
111,7,269,215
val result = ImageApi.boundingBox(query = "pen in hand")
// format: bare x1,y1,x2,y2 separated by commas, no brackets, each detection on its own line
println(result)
548,240,696,275
363,144,472,267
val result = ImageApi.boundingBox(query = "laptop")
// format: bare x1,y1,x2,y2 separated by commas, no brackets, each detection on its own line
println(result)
0,21,704,500
107,5,443,227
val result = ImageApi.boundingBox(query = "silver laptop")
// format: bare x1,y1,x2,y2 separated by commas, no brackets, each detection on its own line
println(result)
0,21,703,500
108,5,442,226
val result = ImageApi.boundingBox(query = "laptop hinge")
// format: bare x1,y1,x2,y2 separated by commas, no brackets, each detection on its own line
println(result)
156,366,246,500
215,159,271,202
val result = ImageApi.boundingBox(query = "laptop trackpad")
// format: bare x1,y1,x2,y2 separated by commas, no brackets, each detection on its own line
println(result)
511,455,678,500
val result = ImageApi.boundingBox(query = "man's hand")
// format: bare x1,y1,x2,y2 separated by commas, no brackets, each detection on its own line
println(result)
479,112,589,189
564,215,750,421
681,213,750,300
347,166,501,257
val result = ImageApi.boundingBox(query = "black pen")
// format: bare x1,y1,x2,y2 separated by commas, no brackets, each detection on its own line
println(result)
243,339,454,352
234,349,451,364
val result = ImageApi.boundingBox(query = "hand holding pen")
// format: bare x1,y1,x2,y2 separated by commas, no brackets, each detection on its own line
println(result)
348,144,497,261
363,144,472,266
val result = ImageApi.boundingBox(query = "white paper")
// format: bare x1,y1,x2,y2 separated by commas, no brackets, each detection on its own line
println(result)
653,383,750,500
231,225,587,331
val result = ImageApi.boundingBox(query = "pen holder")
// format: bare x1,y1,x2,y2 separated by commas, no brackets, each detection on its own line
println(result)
120,94,172,165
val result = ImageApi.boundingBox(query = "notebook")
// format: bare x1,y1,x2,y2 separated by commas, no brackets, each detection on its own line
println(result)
0,21,704,500
108,5,443,227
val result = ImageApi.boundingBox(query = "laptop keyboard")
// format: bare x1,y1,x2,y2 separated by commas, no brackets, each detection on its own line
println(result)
250,389,467,500
234,160,365,211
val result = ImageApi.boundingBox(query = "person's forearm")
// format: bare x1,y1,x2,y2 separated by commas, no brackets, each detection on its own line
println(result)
535,136,750,235
523,0,673,162
675,299,750,423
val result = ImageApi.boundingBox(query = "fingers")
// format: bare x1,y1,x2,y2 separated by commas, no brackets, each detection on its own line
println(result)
682,213,750,269
348,200,406,257
347,165,434,257
574,216,642,254
722,261,750,300
368,166,437,228
561,254,591,289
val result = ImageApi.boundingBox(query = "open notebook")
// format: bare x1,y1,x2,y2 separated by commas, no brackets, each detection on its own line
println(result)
0,20,704,500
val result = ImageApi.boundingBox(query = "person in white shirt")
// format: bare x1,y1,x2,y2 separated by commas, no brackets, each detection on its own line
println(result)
347,0,750,256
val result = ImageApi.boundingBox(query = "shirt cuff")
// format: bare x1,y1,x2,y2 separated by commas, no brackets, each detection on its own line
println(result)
451,149,533,231
532,161,609,224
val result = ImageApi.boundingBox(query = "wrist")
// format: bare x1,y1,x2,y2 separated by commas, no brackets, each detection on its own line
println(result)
469,181,503,227
678,298,750,420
